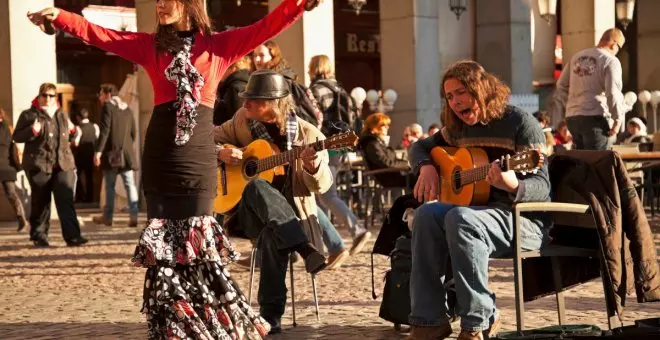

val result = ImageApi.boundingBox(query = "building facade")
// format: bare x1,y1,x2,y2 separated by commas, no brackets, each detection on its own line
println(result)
1,0,659,218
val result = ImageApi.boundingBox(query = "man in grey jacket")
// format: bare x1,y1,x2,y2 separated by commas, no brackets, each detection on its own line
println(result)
555,28,632,150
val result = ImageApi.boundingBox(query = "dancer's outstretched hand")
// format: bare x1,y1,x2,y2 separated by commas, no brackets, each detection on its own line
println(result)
298,0,324,11
27,8,59,34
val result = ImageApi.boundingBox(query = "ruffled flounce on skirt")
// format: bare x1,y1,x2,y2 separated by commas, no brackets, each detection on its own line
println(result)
132,216,270,339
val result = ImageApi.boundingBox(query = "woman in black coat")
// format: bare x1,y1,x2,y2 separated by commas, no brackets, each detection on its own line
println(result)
0,108,28,231
358,112,415,189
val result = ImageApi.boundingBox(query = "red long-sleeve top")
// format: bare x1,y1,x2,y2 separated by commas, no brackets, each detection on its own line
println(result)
52,0,305,108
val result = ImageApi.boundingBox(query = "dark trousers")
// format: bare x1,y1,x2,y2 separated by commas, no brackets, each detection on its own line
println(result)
26,169,81,242
75,161,94,203
2,180,26,219
566,115,613,151
236,179,308,327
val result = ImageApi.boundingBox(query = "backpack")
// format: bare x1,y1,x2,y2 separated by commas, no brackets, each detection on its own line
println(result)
371,194,458,327
379,234,413,326
288,81,321,127
315,80,359,136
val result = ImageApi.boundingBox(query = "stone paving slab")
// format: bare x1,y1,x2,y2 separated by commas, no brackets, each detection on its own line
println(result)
0,211,658,339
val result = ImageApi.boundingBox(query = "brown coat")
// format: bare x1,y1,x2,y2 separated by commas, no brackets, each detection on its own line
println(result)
523,150,660,320
213,108,332,250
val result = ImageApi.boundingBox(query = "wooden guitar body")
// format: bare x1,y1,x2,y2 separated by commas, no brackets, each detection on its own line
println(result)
430,146,490,206
213,132,359,214
214,139,284,214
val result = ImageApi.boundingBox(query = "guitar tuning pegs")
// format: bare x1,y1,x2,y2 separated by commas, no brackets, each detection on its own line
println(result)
532,169,538,174
521,171,527,176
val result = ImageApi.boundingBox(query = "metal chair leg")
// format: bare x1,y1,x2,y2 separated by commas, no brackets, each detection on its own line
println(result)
550,257,567,325
311,274,320,322
248,247,258,305
512,209,525,335
289,256,297,327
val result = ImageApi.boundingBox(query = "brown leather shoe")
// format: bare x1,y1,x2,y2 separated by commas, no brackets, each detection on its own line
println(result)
233,257,253,270
457,315,501,340
92,215,112,227
349,231,372,255
304,251,327,274
405,322,452,340
325,249,350,270
457,330,483,340
129,215,138,227
485,315,501,339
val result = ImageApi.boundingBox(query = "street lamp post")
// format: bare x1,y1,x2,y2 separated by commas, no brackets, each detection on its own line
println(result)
616,0,636,30
537,0,557,24
348,0,367,15
449,0,468,20
351,87,398,114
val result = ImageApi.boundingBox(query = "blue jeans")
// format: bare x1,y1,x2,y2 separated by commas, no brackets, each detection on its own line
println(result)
409,202,547,332
317,206,345,254
318,155,366,238
566,115,614,151
103,169,139,220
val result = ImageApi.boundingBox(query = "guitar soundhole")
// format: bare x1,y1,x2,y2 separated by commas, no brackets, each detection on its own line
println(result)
244,159,258,178
451,168,462,194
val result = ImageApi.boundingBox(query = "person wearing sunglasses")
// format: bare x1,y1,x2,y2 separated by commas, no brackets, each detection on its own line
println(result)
12,82,88,248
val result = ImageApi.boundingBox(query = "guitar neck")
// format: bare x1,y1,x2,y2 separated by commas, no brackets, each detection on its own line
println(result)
458,164,491,186
257,140,326,172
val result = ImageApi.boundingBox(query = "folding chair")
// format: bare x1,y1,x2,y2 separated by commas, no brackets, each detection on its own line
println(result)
245,247,321,326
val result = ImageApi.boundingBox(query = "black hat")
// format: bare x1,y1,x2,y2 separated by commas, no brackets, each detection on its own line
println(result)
239,69,290,100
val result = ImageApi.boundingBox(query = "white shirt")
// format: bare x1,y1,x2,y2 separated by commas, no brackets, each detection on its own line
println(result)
555,47,632,125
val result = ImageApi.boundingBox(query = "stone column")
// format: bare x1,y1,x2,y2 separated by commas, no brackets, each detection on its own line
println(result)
268,0,335,86
531,0,557,86
560,0,614,65
476,0,533,94
134,0,157,211
438,0,476,73
380,0,441,145
0,0,56,221
637,0,660,92
0,0,56,127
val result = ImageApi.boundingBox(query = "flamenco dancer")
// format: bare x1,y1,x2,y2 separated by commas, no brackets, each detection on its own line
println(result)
28,0,323,338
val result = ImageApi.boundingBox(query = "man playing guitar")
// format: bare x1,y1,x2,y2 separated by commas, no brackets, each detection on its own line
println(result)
214,69,330,334
406,61,552,340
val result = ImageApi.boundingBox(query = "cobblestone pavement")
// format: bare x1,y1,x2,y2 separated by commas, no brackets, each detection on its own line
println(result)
0,209,658,340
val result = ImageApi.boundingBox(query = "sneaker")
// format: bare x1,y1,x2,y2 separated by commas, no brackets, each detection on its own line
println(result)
303,251,327,274
349,231,372,255
66,236,89,247
92,215,112,227
325,248,350,270
405,321,452,340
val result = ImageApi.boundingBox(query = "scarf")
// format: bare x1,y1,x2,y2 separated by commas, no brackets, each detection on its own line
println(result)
164,34,205,146
248,112,298,151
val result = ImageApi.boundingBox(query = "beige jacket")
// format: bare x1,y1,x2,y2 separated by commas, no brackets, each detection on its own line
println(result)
213,108,332,249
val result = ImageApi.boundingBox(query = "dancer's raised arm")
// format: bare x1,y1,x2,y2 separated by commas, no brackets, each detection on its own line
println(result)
27,8,152,65
213,0,322,66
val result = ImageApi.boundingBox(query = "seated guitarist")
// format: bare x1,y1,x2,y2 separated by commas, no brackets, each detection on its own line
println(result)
406,61,552,340
214,69,330,334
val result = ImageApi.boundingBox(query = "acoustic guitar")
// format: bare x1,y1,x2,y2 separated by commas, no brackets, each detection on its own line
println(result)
214,132,359,214
430,146,543,206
